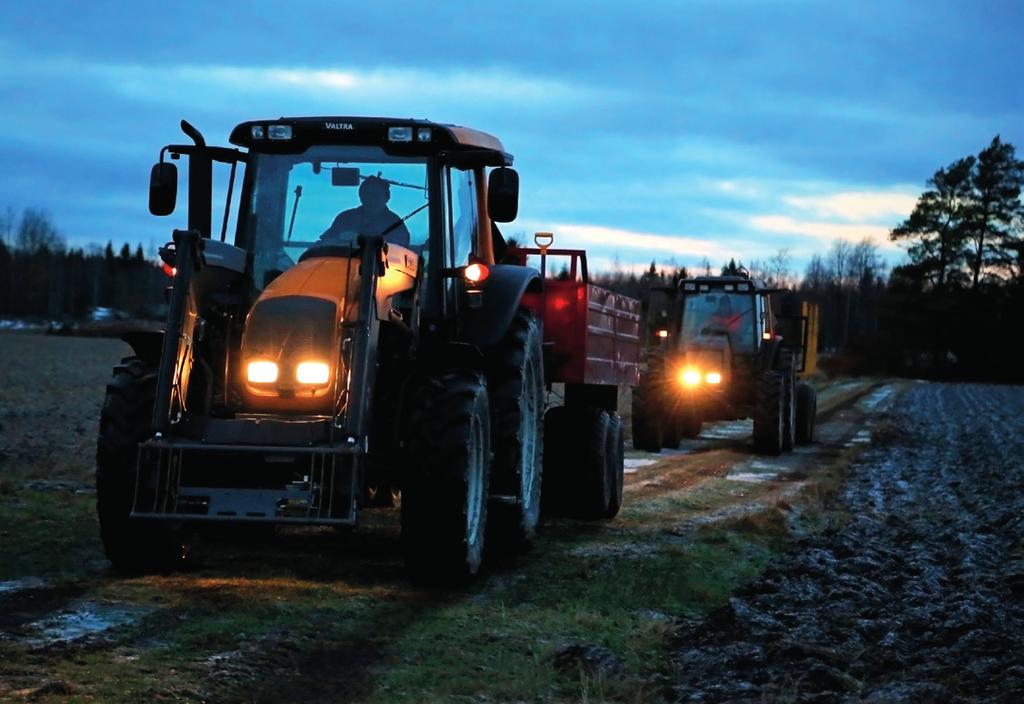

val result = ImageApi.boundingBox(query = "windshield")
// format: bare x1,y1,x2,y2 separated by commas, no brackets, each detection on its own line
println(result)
242,146,429,288
681,292,756,353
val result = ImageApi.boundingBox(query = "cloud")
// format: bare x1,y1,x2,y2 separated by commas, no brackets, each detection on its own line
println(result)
539,222,733,260
782,190,918,222
749,215,898,248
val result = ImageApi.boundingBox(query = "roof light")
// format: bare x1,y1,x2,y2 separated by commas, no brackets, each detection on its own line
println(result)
724,284,735,291
388,126,413,142
738,283,750,291
416,127,432,141
268,124,292,140
464,262,490,284
683,282,696,291
251,125,265,140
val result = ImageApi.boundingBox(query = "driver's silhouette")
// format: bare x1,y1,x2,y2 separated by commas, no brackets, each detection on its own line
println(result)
320,176,411,246
708,296,742,332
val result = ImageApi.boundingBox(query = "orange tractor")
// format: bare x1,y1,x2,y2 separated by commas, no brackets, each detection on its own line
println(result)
96,117,639,583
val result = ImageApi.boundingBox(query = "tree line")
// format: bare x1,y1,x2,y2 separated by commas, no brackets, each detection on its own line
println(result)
0,208,166,321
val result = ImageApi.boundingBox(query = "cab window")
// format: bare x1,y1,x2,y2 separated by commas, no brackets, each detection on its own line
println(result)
445,167,477,267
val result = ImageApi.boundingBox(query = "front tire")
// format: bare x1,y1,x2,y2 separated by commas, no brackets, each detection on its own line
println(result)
631,361,664,452
96,357,188,573
402,371,491,585
778,349,797,452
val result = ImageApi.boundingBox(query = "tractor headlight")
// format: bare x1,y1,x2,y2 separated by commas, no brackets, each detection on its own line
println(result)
247,360,279,384
681,369,701,386
296,361,330,385
705,371,722,384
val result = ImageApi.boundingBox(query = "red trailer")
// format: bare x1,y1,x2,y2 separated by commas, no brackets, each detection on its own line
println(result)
506,235,641,518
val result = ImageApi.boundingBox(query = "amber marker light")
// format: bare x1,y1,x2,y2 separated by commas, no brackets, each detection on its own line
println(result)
295,361,330,385
706,371,722,384
657,329,669,339
763,332,772,340
680,369,701,386
464,262,490,284
247,360,278,384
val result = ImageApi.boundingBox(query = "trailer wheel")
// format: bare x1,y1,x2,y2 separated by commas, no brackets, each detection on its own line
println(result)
402,371,491,585
540,406,572,516
631,366,663,452
778,349,797,452
795,382,817,444
602,412,625,519
486,310,544,552
96,357,188,573
752,371,784,456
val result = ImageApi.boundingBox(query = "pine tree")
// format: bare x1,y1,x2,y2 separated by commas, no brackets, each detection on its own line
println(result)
965,136,1024,286
890,157,974,290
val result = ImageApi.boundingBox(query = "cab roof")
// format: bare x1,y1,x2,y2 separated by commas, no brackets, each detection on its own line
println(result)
681,275,771,291
229,116,512,165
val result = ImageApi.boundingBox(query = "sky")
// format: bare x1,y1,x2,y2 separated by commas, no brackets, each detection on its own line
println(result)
1,0,1022,276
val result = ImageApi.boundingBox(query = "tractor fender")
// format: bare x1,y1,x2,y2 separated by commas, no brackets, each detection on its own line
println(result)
458,264,542,348
122,330,164,364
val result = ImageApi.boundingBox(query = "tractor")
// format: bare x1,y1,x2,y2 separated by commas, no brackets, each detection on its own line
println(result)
96,117,639,584
631,272,817,454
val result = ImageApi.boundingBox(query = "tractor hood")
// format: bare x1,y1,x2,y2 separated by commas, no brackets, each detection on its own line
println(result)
240,256,360,414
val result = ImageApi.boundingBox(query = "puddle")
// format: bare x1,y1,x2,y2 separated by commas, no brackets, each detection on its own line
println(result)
0,577,50,596
22,601,151,646
624,458,658,474
726,472,777,483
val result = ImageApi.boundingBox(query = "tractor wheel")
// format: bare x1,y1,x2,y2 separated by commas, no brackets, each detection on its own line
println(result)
680,410,703,439
795,382,818,445
752,371,784,456
540,405,577,517
661,412,682,450
402,371,491,585
778,349,797,452
96,357,188,573
631,363,664,452
486,310,544,553
602,412,625,519
572,408,612,519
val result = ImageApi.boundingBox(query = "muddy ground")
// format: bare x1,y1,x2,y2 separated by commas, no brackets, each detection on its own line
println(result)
1,332,1018,702
672,382,1024,703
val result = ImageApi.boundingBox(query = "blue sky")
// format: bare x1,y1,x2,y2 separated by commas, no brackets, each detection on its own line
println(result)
1,1,1021,275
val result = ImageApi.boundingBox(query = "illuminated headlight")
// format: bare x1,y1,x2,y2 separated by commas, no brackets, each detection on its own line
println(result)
681,370,701,386
251,125,265,140
247,360,278,383
416,127,432,141
388,126,413,142
268,124,293,140
705,372,722,384
296,361,330,385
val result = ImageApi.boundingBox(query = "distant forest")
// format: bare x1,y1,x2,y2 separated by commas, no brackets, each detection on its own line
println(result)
1,136,1022,381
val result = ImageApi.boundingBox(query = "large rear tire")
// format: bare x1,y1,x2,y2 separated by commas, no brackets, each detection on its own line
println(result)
778,349,797,452
96,357,188,573
795,382,817,445
486,310,544,553
402,371,491,585
752,371,784,456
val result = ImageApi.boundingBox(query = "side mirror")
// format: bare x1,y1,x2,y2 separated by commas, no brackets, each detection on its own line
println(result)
149,162,178,216
487,167,519,223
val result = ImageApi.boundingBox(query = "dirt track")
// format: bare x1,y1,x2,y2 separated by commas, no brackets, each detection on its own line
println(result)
672,382,1024,703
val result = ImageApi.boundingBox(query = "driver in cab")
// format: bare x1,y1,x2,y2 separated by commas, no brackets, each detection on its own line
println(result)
319,175,411,247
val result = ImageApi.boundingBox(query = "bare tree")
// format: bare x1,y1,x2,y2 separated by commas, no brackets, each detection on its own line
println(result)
768,247,792,288
16,208,65,254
